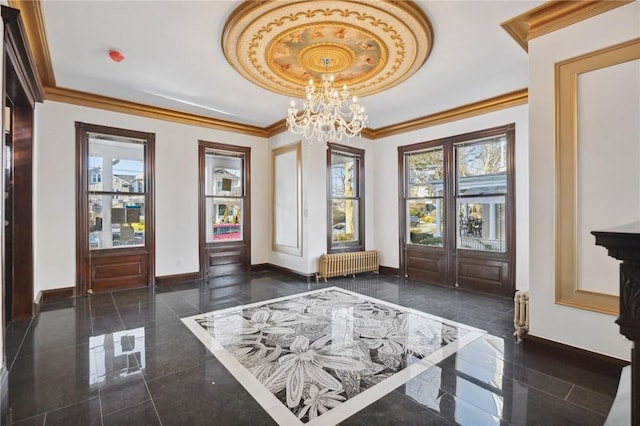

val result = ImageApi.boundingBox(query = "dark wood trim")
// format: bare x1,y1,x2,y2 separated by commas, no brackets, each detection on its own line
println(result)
40,287,75,302
379,266,400,277
326,143,365,254
155,272,200,286
2,5,43,322
198,141,251,279
523,334,629,377
75,122,156,294
2,6,44,107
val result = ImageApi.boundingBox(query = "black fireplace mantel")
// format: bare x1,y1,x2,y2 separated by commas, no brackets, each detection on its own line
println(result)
592,221,640,425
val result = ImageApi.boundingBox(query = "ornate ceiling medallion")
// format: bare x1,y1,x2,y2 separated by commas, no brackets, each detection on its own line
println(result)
223,0,434,97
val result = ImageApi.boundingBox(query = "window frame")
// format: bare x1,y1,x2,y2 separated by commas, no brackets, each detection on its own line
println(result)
326,143,365,253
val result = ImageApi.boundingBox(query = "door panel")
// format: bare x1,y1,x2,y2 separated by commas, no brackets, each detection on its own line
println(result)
406,247,448,285
400,124,515,297
90,253,149,291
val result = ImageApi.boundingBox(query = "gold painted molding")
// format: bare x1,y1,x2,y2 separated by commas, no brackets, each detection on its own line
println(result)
363,89,528,140
9,0,55,86
554,38,640,315
502,0,633,52
45,86,269,138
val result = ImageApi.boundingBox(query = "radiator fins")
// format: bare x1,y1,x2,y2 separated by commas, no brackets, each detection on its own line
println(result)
513,289,529,342
317,250,379,282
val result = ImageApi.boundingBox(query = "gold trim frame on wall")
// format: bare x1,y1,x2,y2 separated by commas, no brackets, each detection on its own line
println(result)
272,142,303,256
555,38,640,315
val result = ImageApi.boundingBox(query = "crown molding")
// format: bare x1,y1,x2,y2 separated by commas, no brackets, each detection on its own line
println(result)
8,0,55,86
362,88,528,140
502,0,633,52
44,86,269,138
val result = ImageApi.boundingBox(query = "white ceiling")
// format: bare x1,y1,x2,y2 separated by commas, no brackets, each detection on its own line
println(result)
40,1,543,130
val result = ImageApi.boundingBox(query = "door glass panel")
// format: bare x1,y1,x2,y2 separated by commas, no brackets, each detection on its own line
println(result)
407,149,444,197
89,194,145,249
408,199,444,246
457,198,506,252
457,137,507,196
88,136,146,251
205,151,244,244
332,199,359,242
89,139,145,193
406,148,444,247
456,137,508,253
206,198,243,243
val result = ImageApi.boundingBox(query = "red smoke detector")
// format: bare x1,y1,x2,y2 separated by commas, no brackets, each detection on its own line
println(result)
108,50,125,63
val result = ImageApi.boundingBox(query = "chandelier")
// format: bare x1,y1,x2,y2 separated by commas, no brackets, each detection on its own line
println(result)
286,59,368,144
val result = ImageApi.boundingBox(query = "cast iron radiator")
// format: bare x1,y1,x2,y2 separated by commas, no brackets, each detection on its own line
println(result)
317,250,379,282
513,289,529,341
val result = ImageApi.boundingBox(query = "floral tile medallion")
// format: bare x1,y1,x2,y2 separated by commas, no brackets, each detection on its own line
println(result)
182,287,485,425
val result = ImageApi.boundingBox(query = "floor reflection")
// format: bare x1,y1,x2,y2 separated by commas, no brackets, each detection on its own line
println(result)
183,286,484,425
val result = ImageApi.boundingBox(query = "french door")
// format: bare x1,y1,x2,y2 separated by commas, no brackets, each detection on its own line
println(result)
399,124,515,297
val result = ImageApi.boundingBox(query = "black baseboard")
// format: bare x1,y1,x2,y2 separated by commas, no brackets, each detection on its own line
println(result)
260,263,316,283
155,272,201,286
523,334,629,377
379,265,400,276
33,287,76,315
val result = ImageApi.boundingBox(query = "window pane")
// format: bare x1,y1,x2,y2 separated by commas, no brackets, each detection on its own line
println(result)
89,194,145,249
457,198,506,252
332,200,359,242
408,199,444,246
205,153,243,196
457,137,507,196
331,153,358,197
206,198,243,243
89,138,145,193
407,149,444,198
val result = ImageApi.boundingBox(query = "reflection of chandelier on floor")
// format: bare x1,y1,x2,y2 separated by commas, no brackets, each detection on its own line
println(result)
286,58,368,144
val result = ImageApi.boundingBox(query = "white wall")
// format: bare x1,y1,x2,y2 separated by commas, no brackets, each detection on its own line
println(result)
34,101,270,295
371,105,530,290
528,2,639,360
267,132,373,276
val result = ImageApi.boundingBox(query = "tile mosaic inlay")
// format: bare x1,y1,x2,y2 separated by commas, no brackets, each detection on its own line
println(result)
182,287,485,425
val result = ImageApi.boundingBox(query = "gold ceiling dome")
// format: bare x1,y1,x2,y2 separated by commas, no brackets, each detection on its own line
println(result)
222,0,434,98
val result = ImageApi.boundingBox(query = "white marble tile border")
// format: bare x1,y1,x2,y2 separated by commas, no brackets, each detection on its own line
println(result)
181,286,486,426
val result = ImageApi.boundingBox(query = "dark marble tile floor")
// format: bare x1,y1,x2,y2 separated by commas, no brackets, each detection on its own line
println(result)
3,271,622,425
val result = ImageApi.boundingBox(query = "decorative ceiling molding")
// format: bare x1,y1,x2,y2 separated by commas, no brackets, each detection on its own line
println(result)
223,0,434,97
44,86,269,138
362,89,528,140
8,0,55,86
13,0,527,140
501,0,633,52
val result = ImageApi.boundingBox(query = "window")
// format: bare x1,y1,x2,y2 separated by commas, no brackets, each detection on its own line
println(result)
87,136,146,250
327,143,364,252
204,151,245,243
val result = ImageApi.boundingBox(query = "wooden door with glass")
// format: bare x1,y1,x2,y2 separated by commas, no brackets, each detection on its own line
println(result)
199,142,251,277
399,124,515,297
76,123,155,294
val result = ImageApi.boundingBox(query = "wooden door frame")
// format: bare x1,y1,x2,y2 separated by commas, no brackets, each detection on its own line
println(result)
75,122,155,295
198,141,251,278
398,124,516,297
2,5,43,320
